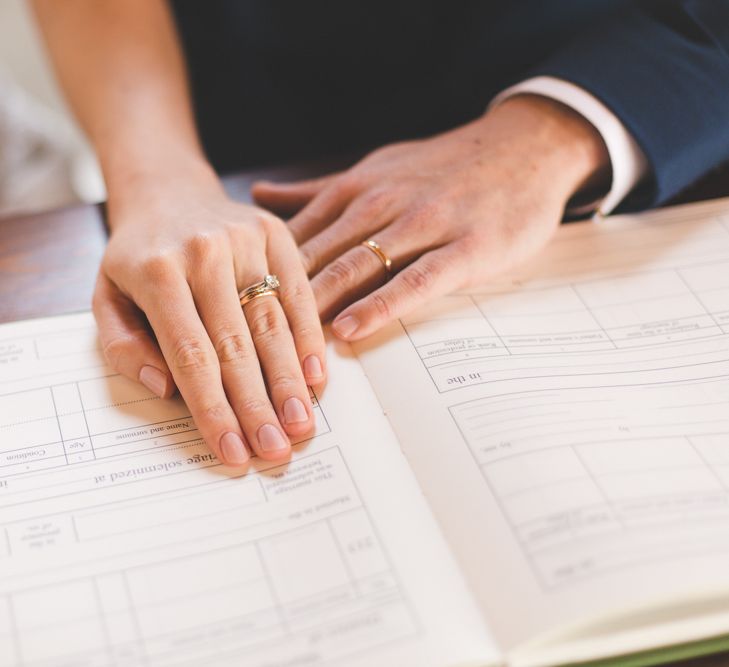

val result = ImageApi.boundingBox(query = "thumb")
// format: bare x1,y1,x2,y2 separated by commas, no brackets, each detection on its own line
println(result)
92,274,176,399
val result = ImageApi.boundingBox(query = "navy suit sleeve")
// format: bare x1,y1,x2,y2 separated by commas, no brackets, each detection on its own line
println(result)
529,1,729,210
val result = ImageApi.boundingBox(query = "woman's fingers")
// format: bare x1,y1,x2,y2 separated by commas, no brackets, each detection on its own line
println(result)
330,246,465,341
136,262,250,467
265,221,327,387
242,292,315,442
93,273,176,398
190,247,303,461
251,173,339,218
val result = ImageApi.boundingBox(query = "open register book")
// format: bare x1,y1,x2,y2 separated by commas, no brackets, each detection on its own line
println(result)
1,197,729,667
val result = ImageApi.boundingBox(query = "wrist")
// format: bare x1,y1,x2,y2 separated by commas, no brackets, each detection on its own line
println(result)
104,147,223,226
482,94,611,203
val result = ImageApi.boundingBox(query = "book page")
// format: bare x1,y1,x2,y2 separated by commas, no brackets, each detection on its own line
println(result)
355,198,729,663
0,313,497,667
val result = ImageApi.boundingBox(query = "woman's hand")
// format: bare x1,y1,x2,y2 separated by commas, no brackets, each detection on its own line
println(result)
94,170,326,466
34,0,327,466
252,95,610,340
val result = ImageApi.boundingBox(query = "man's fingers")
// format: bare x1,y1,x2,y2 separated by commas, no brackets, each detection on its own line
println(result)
330,246,465,341
298,190,396,280
284,180,357,250
93,273,176,398
137,264,250,467
310,218,438,321
266,224,327,387
251,173,339,217
311,243,396,323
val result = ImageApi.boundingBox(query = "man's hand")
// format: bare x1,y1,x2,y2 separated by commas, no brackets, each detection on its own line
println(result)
253,95,610,340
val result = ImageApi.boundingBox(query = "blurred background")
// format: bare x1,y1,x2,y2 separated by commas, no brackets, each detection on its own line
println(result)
0,0,103,216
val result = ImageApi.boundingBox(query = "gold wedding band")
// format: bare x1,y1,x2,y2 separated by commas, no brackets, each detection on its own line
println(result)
361,239,393,276
239,274,281,307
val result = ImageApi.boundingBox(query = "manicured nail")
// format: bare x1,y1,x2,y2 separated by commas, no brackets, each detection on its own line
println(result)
139,365,167,398
332,315,359,339
258,424,289,452
283,397,308,424
303,355,324,380
220,432,249,465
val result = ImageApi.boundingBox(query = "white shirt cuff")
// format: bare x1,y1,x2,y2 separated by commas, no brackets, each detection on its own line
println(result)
491,76,648,216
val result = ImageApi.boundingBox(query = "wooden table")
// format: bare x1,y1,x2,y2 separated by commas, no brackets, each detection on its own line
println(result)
1,159,729,667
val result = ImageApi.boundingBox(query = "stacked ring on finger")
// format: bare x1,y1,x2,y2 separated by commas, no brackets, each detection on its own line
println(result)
239,274,281,307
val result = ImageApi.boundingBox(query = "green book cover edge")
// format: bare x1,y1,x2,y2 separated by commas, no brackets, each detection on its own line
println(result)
571,633,729,667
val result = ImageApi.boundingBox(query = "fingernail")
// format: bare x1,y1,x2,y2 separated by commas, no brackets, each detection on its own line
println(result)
332,315,359,339
283,397,308,424
258,424,289,452
303,355,324,380
220,432,249,465
139,365,167,398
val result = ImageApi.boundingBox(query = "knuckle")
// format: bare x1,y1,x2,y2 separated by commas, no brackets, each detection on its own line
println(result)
399,201,447,238
214,332,252,364
171,337,213,372
197,402,229,425
291,319,321,343
138,253,178,283
267,369,301,390
397,214,427,238
280,280,310,304
493,214,533,247
102,334,137,370
184,232,219,261
257,212,287,238
402,210,434,238
234,396,273,419
361,143,396,164
333,171,360,196
370,293,393,320
100,252,127,282
248,307,285,340
358,188,390,216
401,263,434,295
325,256,360,286
415,195,453,229
359,140,411,167
416,198,447,222
456,232,487,258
